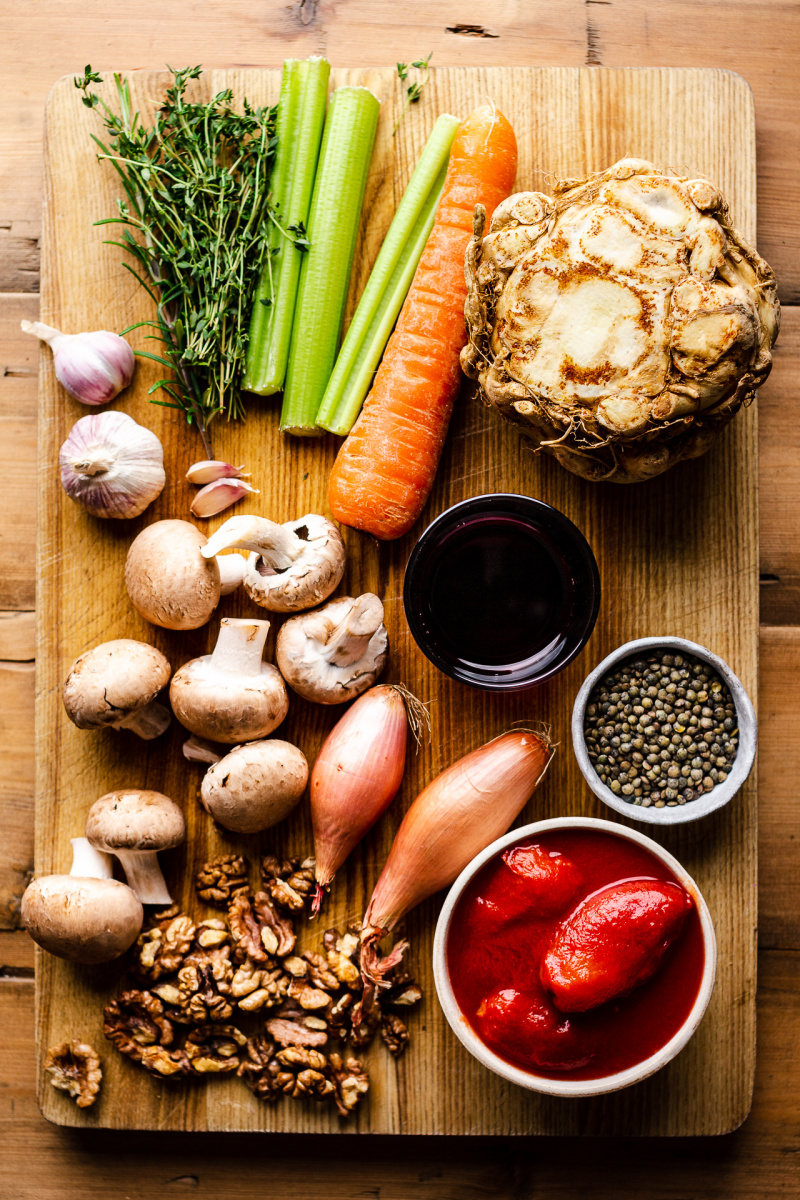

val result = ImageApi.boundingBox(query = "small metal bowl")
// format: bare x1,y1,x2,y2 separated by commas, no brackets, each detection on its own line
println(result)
571,636,757,826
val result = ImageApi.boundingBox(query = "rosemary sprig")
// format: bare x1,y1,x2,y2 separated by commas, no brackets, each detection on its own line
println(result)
393,54,433,135
75,65,284,456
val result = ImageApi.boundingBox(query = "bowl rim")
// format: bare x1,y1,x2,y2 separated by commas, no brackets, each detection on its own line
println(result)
432,815,717,1097
570,636,757,826
402,492,601,692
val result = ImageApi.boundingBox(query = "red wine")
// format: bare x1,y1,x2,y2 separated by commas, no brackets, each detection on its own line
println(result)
428,517,567,666
403,494,600,691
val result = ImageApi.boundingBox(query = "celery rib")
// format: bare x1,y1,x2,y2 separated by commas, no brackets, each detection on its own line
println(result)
315,113,460,436
317,164,447,435
280,86,381,436
244,57,330,396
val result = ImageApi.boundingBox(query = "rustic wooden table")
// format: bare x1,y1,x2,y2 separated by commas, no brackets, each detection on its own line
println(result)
1,0,798,1194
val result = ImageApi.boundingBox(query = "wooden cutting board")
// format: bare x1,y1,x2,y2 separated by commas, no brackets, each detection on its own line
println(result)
36,66,758,1135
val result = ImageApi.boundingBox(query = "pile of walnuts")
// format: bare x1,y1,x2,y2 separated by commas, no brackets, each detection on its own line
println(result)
102,854,422,1119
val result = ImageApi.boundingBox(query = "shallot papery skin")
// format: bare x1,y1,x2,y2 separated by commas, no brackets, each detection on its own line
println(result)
311,685,410,908
363,730,553,947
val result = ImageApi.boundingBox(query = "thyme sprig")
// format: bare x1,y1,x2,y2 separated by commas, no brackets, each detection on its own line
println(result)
393,54,433,135
75,65,287,455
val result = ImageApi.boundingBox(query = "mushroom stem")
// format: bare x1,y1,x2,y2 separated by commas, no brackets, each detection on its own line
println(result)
182,735,223,765
217,552,247,596
115,700,172,740
201,515,304,569
323,594,385,667
113,849,173,906
210,617,271,677
69,837,113,879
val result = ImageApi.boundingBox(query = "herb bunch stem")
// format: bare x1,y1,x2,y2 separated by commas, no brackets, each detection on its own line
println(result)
76,65,280,453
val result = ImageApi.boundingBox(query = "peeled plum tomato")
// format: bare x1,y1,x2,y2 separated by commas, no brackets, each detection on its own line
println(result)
541,880,694,1013
477,987,592,1072
469,842,583,937
502,843,583,915
446,829,706,1081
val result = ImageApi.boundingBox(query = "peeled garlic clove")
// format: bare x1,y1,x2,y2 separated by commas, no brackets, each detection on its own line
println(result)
60,411,165,519
185,460,250,485
190,478,260,519
22,320,135,406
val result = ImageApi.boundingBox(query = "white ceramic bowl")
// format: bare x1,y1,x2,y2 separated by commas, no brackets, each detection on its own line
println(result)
571,636,757,826
432,816,717,1097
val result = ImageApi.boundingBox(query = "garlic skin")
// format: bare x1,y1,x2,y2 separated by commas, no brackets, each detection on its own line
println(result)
60,412,166,519
186,460,250,485
190,478,260,519
22,320,135,406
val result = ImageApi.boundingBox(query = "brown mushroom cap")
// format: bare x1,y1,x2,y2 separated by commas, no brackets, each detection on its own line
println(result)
201,513,346,613
85,789,186,853
125,519,221,630
21,876,143,964
200,740,309,833
169,617,289,744
63,639,171,731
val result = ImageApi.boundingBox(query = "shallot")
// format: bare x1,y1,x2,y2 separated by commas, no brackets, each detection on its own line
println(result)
359,728,554,992
310,684,429,914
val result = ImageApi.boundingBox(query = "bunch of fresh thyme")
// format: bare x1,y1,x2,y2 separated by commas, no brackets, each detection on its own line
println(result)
75,65,284,455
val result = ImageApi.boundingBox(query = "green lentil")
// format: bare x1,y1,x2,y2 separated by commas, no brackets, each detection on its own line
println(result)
582,649,739,808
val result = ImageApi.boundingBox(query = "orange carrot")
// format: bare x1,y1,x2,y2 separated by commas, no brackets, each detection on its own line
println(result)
328,105,517,540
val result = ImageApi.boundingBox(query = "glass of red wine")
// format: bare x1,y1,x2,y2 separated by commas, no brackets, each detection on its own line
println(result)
403,493,600,691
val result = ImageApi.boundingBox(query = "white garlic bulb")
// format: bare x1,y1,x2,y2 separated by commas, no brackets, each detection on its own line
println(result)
60,412,166,519
22,320,135,405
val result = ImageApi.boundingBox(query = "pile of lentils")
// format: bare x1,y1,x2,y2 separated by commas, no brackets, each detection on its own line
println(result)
583,651,739,808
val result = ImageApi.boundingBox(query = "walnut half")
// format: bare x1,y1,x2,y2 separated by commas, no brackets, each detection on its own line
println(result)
44,1041,102,1108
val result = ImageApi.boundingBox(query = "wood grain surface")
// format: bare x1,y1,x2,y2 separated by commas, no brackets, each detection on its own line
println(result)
35,65,759,1136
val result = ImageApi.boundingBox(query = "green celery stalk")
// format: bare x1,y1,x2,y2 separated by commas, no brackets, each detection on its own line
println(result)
242,59,303,393
315,113,460,435
243,56,330,395
316,163,447,436
280,86,381,435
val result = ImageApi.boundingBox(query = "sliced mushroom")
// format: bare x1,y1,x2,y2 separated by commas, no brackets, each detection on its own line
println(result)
201,513,345,613
276,594,388,704
200,740,309,833
63,638,171,739
125,519,221,630
169,617,289,744
85,789,186,905
21,837,143,963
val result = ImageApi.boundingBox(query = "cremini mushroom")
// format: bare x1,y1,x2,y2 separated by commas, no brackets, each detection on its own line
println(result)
125,519,221,630
62,638,171,739
276,594,388,704
20,837,143,963
199,739,309,833
169,617,289,744
85,789,186,905
200,513,346,612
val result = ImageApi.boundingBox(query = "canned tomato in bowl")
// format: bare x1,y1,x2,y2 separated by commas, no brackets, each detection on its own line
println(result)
432,816,716,1097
